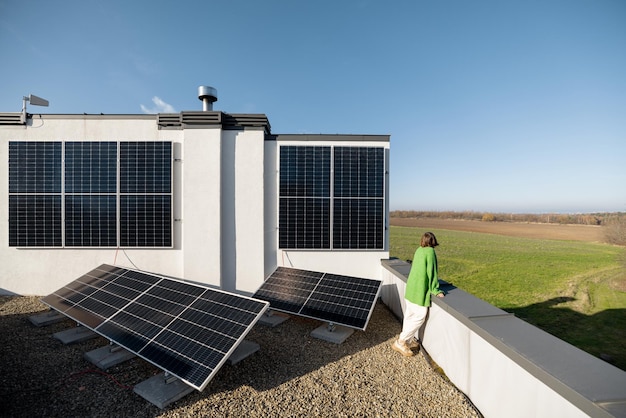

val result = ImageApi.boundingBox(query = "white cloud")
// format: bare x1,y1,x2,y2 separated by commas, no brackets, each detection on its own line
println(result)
140,96,176,114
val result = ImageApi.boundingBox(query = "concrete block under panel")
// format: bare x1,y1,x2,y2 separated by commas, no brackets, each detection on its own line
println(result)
29,310,65,327
228,340,260,365
53,326,98,344
311,323,354,344
257,310,290,327
84,344,136,370
134,372,194,409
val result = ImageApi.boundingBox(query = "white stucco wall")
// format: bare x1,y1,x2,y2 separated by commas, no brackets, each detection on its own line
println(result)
221,128,266,294
277,250,389,281
181,126,222,287
263,140,278,279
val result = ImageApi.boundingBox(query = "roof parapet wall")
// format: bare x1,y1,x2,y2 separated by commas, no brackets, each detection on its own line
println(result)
0,112,24,125
0,111,271,135
158,111,271,134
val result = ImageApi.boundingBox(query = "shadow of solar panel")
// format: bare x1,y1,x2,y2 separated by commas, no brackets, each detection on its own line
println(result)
252,267,382,331
41,264,269,391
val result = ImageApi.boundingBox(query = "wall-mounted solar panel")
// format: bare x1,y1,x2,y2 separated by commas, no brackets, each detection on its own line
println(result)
41,264,269,391
278,145,386,250
64,142,118,247
333,146,385,250
253,267,382,330
119,141,172,247
8,141,172,248
8,141,62,247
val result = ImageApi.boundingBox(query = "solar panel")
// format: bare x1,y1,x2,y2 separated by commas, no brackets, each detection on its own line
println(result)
333,199,384,249
278,146,331,249
333,146,385,250
119,142,172,247
41,264,269,391
278,198,330,249
252,267,382,330
333,147,384,198
64,142,118,247
8,141,62,247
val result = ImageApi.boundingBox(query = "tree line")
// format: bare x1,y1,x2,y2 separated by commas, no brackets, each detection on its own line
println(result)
390,210,624,226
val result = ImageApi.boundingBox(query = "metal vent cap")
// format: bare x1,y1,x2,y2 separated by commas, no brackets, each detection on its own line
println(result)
198,86,217,111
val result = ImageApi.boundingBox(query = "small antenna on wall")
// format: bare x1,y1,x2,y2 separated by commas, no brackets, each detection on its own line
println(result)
22,93,49,123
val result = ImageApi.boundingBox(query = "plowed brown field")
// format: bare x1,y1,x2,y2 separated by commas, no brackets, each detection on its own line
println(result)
390,217,605,243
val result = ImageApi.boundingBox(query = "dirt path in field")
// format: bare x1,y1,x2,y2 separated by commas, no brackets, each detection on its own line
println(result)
390,217,605,243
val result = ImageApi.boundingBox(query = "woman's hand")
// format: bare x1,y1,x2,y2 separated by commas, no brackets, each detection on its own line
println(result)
436,292,445,298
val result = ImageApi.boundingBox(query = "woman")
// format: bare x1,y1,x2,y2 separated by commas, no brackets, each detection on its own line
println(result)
392,231,445,357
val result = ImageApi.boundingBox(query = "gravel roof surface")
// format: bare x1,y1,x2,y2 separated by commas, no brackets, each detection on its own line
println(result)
0,296,481,417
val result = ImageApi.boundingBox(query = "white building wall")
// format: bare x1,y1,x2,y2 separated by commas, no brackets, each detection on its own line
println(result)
263,140,278,279
181,126,222,287
277,251,389,282
231,128,266,294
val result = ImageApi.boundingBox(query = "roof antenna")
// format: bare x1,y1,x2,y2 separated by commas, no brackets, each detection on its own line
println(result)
22,94,49,123
197,86,217,111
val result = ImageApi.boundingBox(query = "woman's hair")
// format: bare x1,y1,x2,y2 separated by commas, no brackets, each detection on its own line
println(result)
421,232,439,248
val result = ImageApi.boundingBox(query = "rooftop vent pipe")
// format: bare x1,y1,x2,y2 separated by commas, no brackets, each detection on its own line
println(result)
198,86,217,111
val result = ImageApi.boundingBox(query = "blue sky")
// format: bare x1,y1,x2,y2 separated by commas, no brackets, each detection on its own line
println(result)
1,0,624,213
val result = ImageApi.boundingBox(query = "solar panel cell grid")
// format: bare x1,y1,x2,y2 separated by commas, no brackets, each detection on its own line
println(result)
333,147,384,198
120,195,172,247
9,142,62,193
120,142,172,194
65,142,117,193
65,195,117,247
279,146,330,197
8,195,62,247
41,264,269,391
332,199,384,249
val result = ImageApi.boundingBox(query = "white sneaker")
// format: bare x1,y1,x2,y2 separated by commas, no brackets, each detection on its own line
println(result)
407,337,420,351
392,339,414,357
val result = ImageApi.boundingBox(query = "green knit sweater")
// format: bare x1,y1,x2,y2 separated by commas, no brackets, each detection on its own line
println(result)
405,246,442,307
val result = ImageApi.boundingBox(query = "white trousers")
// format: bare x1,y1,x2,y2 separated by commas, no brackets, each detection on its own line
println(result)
399,299,429,342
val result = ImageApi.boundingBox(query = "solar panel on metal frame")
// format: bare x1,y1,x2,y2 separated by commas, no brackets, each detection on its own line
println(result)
252,267,382,331
41,264,269,391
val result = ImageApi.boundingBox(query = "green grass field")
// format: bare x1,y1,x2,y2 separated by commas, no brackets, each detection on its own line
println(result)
390,225,626,371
